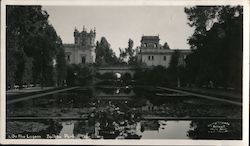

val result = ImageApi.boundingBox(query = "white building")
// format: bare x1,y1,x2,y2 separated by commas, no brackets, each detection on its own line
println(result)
138,36,191,68
64,26,96,64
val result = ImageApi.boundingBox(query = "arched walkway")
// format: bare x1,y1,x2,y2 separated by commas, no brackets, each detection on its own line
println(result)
97,66,136,79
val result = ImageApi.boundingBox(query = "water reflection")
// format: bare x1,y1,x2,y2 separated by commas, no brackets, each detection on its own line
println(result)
6,86,242,139
59,121,75,138
6,120,62,139
7,119,241,139
94,86,134,97
141,121,192,139
43,119,193,139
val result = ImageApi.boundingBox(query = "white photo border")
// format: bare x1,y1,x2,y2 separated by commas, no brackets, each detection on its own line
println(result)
1,0,249,145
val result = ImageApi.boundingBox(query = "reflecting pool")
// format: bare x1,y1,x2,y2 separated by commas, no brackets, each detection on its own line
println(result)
6,86,242,139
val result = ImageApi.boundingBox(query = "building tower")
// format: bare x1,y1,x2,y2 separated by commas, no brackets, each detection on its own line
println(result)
139,35,191,68
64,26,96,64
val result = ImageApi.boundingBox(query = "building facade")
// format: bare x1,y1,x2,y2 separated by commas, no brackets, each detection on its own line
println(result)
64,26,96,64
138,36,191,68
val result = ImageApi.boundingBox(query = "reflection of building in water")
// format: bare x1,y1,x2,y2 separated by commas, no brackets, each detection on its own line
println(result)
141,100,166,111
140,120,192,139
138,36,191,67
93,87,135,97
73,120,95,138
142,100,154,111
140,120,159,131
64,26,96,64
59,121,75,138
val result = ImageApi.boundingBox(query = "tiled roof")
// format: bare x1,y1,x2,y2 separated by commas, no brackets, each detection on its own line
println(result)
141,36,160,40
174,49,192,53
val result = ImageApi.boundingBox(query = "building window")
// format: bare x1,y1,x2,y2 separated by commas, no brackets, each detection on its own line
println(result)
152,56,154,60
163,56,166,61
67,55,70,62
81,56,86,64
148,56,151,60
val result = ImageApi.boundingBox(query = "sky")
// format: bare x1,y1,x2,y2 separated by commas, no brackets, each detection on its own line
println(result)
42,6,194,56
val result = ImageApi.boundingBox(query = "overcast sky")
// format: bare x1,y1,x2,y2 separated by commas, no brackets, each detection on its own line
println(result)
42,6,194,56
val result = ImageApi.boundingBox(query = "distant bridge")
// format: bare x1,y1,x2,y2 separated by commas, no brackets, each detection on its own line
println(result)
96,66,137,78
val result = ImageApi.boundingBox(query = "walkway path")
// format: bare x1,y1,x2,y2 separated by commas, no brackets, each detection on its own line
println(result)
158,87,242,106
7,87,79,104
7,87,55,96
177,87,241,99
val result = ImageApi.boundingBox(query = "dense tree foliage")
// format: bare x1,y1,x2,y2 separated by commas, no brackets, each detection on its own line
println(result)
166,50,188,87
95,37,119,65
163,42,170,50
134,66,168,86
184,6,243,90
6,6,66,89
119,39,139,65
66,64,96,86
55,38,67,87
167,50,180,86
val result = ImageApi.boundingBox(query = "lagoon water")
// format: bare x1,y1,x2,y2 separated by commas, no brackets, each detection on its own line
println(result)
6,86,242,139
141,121,192,139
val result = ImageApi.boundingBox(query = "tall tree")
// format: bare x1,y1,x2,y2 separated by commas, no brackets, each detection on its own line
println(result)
6,6,48,88
55,37,67,87
167,50,181,87
119,39,139,65
185,6,243,89
95,37,119,65
6,6,66,88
